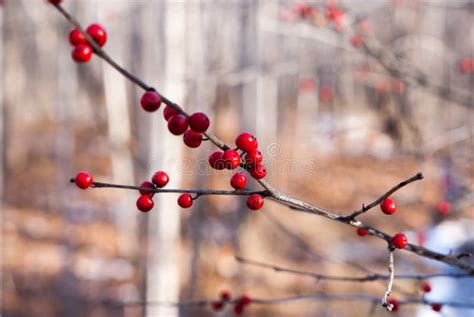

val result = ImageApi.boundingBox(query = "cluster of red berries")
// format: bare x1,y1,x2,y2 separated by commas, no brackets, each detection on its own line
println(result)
68,24,107,63
208,132,267,211
211,291,252,315
136,171,169,212
140,91,210,149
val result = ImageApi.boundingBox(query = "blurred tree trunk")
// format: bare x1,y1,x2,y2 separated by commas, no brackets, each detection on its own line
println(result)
145,1,184,316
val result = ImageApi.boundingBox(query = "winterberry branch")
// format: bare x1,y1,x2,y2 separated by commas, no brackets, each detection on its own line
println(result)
382,251,395,311
68,178,269,196
344,172,424,220
52,4,474,274
235,256,473,282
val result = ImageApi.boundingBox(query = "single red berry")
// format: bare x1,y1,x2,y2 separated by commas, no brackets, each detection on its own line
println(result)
183,130,202,148
178,194,193,208
71,44,92,63
387,298,399,312
239,295,252,306
139,181,155,197
230,172,247,190
163,106,178,121
247,194,264,210
188,112,210,133
86,23,107,47
47,0,62,4
391,233,408,249
421,282,431,293
140,91,161,112
233,303,244,315
244,150,263,167
220,290,232,301
431,303,442,312
249,164,267,179
75,171,93,189
351,34,362,47
208,151,226,170
69,28,87,46
356,228,369,236
223,150,241,170
151,171,169,188
211,301,224,311
437,201,451,215
459,58,473,73
136,195,154,212
168,114,189,135
235,132,258,152
380,197,397,215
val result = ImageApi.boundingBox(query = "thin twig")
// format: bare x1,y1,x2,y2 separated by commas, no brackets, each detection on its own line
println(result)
382,251,395,311
69,178,269,196
235,256,473,282
344,172,424,220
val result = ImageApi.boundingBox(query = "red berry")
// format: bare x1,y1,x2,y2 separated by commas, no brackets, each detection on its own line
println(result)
239,295,252,306
208,151,226,170
75,171,93,189
183,130,202,148
233,304,244,315
188,112,210,133
380,197,397,215
140,91,161,112
421,282,431,293
211,301,224,311
437,201,451,215
69,28,87,46
223,150,241,169
249,164,267,179
391,233,408,249
163,106,178,121
220,290,232,301
178,193,193,208
230,172,247,190
151,171,169,188
351,34,362,47
235,132,258,152
387,298,399,312
168,114,189,135
47,0,62,4
459,58,473,73
244,150,263,167
86,23,107,47
71,44,92,63
356,228,368,236
431,303,442,312
136,195,154,212
139,181,155,197
247,194,264,210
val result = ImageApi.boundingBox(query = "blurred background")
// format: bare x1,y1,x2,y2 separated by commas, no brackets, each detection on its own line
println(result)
1,0,473,316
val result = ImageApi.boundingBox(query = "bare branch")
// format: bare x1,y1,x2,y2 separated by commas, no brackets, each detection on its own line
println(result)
235,256,473,282
344,172,424,220
382,251,395,311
